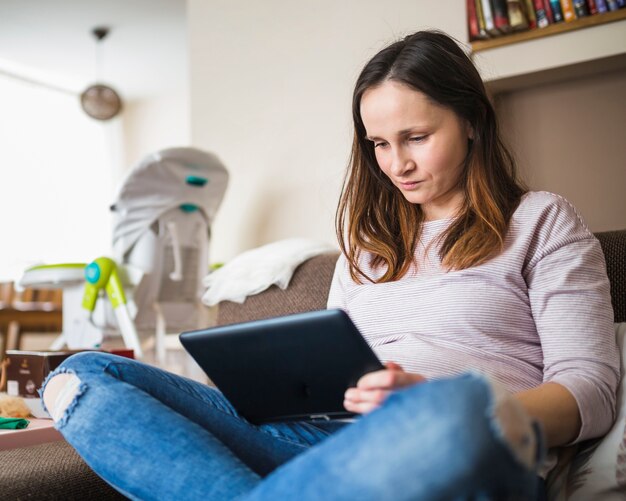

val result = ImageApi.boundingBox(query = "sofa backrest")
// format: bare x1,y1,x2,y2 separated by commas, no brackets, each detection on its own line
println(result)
216,229,626,326
216,252,340,326
596,230,626,323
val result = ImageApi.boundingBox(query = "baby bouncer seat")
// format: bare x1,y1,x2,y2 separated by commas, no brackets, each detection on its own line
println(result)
110,147,229,363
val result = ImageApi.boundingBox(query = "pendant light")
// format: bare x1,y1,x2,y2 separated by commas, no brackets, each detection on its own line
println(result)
80,27,123,121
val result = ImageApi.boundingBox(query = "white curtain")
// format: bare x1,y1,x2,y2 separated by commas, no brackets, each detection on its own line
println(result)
0,72,116,281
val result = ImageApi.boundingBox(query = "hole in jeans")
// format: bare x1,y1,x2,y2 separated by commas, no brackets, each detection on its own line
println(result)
42,373,83,424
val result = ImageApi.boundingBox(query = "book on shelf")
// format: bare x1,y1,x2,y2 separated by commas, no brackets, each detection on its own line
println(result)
595,0,609,12
480,0,501,35
549,0,565,21
493,0,513,31
573,0,591,15
534,0,552,26
508,0,531,29
474,0,490,39
586,0,598,14
606,0,620,10
467,0,480,39
544,0,556,22
614,0,625,8
523,0,538,28
560,0,578,20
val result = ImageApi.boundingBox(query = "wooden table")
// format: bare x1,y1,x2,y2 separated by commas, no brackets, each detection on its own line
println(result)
0,309,62,360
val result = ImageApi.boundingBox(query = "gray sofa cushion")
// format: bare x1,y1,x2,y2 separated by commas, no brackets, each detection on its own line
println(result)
0,440,127,500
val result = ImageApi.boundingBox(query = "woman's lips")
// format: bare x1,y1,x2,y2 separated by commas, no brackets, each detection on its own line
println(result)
399,181,421,189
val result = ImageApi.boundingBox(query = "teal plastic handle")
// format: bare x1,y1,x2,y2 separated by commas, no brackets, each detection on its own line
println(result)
185,175,208,187
180,203,199,212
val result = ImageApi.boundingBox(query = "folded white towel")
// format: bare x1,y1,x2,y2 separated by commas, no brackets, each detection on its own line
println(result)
201,238,336,306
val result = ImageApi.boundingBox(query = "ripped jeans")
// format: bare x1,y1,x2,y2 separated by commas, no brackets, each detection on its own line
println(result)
41,352,546,501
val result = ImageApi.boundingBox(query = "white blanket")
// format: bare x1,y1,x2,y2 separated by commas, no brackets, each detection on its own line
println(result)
201,238,336,306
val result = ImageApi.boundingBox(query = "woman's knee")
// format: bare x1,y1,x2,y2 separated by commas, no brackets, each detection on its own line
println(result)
41,351,124,423
385,373,540,471
441,374,539,471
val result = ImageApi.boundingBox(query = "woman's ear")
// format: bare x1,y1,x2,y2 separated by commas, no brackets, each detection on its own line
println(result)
466,121,474,141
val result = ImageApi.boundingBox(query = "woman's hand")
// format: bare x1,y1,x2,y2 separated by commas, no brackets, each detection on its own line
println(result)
343,362,426,414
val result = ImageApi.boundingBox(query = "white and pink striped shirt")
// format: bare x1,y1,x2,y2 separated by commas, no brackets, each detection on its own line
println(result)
327,191,620,442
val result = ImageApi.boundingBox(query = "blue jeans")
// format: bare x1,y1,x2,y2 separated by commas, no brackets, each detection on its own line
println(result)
41,352,545,500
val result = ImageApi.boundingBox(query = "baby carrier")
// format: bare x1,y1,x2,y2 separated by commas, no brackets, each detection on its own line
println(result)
111,147,229,362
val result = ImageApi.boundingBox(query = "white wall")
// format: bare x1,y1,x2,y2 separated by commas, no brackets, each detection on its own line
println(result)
121,91,191,174
188,0,467,262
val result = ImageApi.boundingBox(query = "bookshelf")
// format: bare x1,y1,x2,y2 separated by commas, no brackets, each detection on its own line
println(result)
464,3,626,236
470,10,626,93
471,8,626,52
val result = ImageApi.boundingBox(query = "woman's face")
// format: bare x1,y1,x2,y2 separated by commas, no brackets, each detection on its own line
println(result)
360,80,471,221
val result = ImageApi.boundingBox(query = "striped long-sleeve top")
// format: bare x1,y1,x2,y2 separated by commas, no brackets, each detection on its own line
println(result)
327,191,620,443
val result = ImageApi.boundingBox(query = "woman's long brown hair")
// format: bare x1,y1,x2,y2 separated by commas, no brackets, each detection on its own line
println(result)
336,31,525,283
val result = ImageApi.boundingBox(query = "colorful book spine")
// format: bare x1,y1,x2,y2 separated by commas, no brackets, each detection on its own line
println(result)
606,0,619,10
560,0,577,20
544,0,556,22
535,0,551,26
467,0,480,40
475,0,490,38
481,0,501,35
586,0,598,14
615,0,625,7
508,0,530,29
522,0,538,28
550,0,565,21
476,0,491,37
493,0,512,31
595,0,609,12
573,0,590,15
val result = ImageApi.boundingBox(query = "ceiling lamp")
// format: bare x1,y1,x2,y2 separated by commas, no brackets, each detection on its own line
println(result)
80,27,123,121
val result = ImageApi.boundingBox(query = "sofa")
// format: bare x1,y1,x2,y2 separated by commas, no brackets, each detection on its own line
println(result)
1,230,624,500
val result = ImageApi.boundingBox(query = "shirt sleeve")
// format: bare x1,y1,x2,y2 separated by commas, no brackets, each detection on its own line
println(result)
326,253,349,311
524,196,620,442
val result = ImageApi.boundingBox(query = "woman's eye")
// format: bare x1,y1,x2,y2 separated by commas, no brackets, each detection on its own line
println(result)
374,142,388,149
409,136,426,143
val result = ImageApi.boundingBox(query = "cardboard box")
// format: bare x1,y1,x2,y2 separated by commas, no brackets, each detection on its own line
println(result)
5,351,73,399
4,349,134,417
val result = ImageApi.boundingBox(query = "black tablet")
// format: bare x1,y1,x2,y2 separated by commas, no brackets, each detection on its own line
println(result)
179,308,383,424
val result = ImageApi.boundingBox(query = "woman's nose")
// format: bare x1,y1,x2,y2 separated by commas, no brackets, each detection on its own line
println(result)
390,148,415,177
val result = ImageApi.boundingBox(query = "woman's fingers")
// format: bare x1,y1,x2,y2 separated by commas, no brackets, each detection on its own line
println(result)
344,387,390,404
343,388,391,414
385,361,404,371
356,365,424,391
343,398,380,415
343,362,427,414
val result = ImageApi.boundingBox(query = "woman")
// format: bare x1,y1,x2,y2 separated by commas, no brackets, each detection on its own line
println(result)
42,31,618,500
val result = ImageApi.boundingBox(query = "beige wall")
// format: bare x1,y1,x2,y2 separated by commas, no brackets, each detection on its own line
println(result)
121,91,191,177
188,0,467,262
187,1,624,262
496,69,626,232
